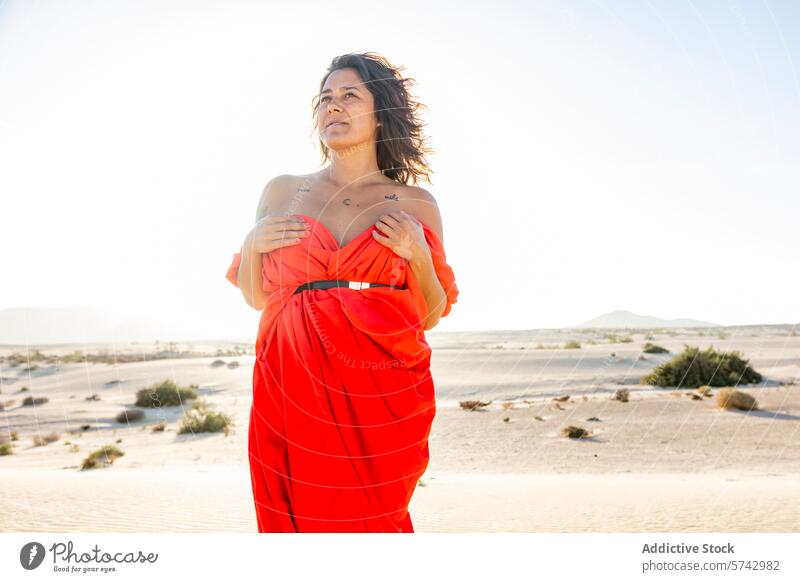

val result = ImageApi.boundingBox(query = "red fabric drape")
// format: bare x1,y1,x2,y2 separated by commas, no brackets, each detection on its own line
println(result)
226,214,458,532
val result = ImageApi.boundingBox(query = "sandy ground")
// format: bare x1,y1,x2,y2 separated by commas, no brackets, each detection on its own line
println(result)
1,327,799,532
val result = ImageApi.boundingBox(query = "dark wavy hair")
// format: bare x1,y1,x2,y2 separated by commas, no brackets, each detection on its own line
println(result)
310,52,434,186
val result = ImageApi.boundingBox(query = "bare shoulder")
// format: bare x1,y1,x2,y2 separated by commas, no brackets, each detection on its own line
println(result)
398,185,445,241
255,174,304,221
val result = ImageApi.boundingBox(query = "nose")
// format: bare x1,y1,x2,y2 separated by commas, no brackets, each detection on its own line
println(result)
326,99,342,113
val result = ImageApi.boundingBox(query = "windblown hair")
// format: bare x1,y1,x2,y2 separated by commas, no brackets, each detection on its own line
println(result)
311,52,434,186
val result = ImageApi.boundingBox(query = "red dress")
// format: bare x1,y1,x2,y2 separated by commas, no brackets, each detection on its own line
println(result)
225,213,459,532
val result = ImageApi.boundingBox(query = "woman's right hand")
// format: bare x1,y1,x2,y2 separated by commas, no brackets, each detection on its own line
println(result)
245,215,310,254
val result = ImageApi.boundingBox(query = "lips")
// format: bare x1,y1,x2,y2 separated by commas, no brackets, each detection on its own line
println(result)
326,120,348,128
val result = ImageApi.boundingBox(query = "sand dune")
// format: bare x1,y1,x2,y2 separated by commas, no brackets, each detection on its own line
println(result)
1,327,799,532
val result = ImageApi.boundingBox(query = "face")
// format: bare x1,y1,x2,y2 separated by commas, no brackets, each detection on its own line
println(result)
317,68,380,154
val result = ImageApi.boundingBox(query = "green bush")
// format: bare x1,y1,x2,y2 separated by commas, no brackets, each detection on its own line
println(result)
642,342,670,354
564,340,581,349
0,443,12,456
135,379,198,408
641,344,762,388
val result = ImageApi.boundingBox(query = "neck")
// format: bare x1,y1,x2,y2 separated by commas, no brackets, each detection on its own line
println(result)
324,145,385,190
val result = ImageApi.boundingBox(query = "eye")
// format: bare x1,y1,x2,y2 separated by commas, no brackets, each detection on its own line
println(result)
320,95,330,103
345,92,356,99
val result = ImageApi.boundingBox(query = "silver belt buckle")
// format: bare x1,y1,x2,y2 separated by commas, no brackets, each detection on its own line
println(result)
349,281,368,290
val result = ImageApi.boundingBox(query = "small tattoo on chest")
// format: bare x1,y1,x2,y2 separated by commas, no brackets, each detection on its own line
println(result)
385,193,399,201
297,187,310,193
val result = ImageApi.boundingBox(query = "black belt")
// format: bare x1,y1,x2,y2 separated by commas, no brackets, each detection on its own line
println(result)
293,279,407,295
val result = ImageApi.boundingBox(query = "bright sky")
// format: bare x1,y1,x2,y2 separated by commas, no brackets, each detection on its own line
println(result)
1,0,797,339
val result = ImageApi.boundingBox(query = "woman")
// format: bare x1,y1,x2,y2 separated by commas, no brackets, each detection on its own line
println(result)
225,52,459,532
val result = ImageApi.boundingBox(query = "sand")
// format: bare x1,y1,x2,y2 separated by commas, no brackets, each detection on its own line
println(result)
1,326,799,532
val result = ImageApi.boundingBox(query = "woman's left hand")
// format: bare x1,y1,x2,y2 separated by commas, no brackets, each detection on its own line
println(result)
372,210,431,262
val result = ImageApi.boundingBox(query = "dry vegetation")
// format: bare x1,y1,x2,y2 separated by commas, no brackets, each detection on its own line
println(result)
80,445,125,470
716,388,759,411
177,400,233,436
135,379,198,408
0,344,252,368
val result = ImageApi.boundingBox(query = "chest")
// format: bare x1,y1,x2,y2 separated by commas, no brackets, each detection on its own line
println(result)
280,186,411,248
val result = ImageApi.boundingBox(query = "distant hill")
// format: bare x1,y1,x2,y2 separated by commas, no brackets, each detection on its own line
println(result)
574,310,719,329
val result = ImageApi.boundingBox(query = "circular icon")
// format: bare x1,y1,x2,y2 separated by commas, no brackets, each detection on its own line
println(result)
19,542,46,570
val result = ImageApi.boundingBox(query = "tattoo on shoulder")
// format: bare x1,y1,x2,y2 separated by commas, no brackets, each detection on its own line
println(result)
298,186,311,193
385,193,399,201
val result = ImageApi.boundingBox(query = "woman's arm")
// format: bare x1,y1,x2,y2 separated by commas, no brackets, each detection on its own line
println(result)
237,231,270,311
372,193,453,331
236,177,289,310
408,249,448,331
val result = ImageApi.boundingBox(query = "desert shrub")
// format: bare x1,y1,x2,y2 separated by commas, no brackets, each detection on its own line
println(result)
564,340,581,349
642,342,670,354
696,385,713,397
151,423,166,432
22,396,49,406
177,400,233,435
459,400,492,411
81,445,125,470
116,408,145,423
210,359,225,368
134,379,198,408
32,432,60,446
641,344,762,388
561,425,591,439
613,388,629,402
0,443,12,455
18,386,29,392
716,388,758,411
